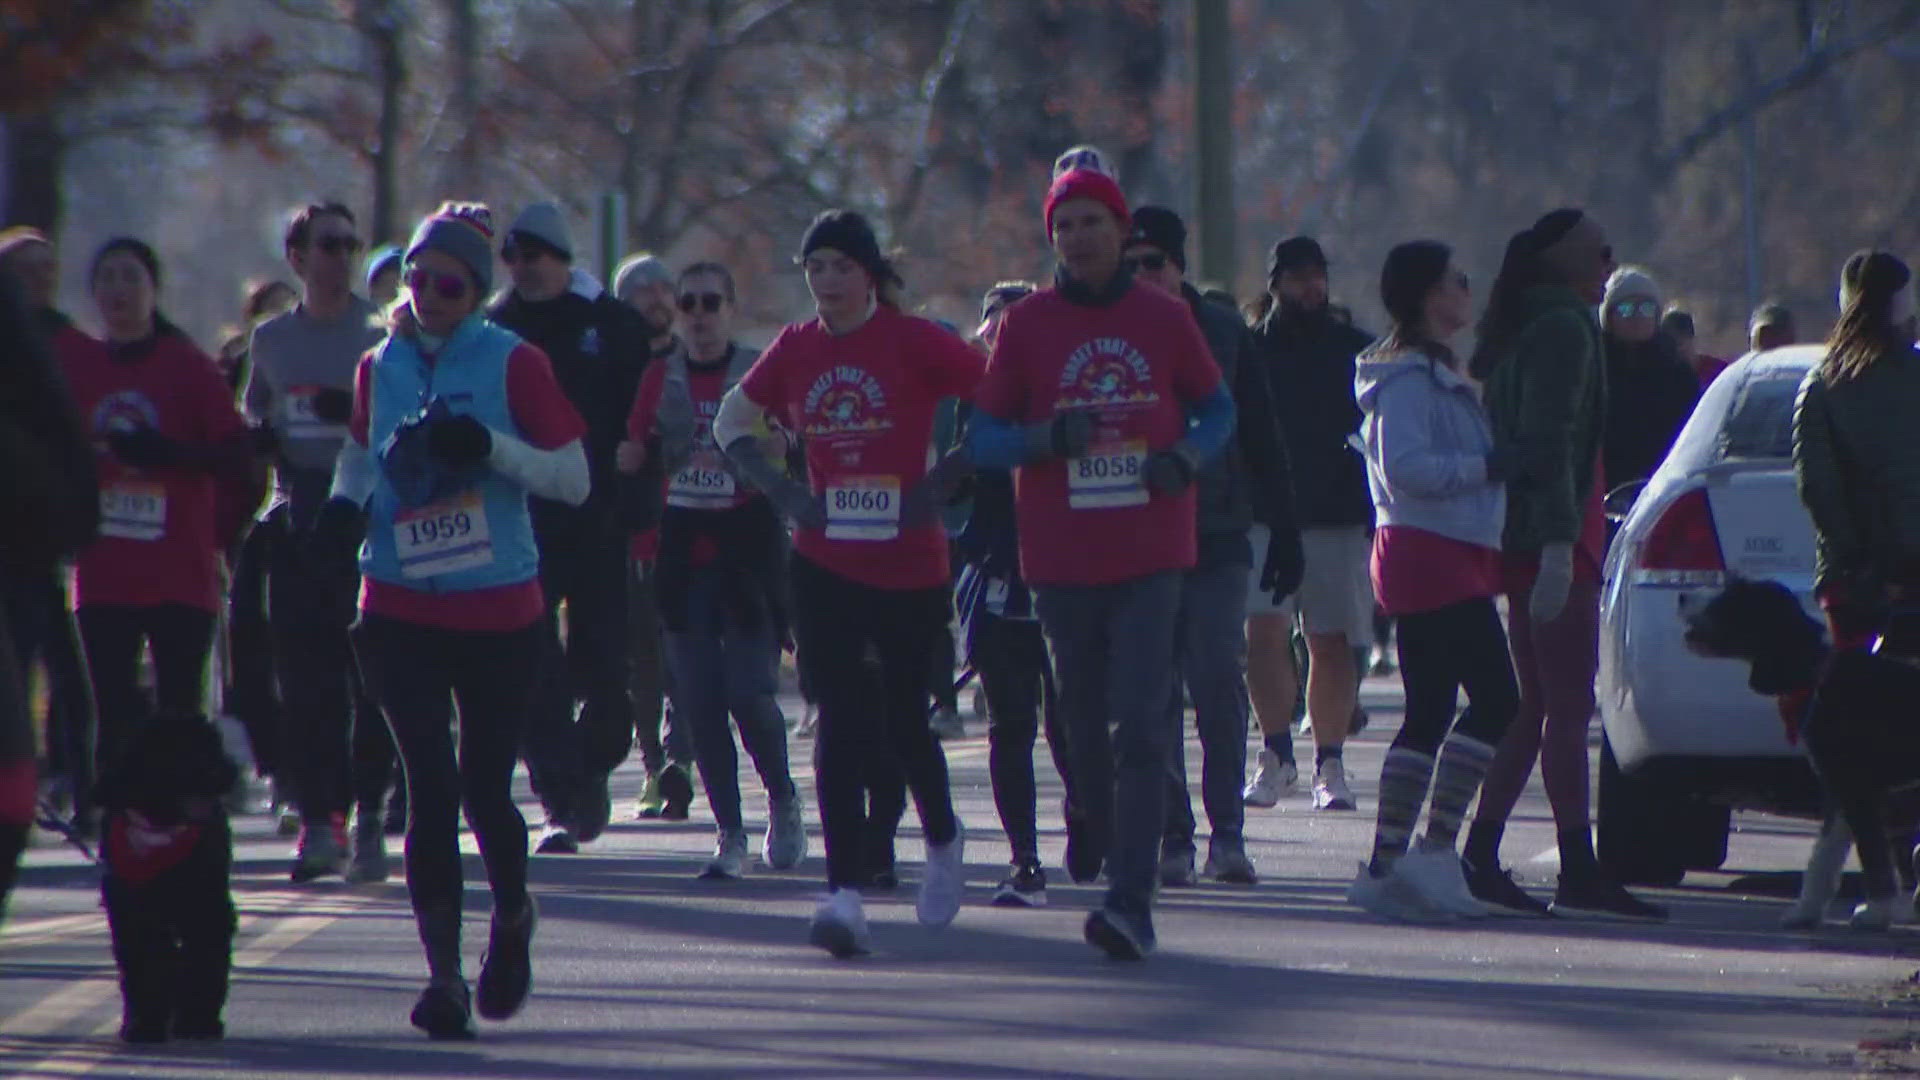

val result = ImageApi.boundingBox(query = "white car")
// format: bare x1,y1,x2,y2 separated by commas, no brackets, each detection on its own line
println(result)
1596,345,1825,883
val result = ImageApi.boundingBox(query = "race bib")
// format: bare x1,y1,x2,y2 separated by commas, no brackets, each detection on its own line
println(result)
282,387,348,441
666,450,738,510
824,476,901,541
1067,440,1147,509
394,493,494,579
100,482,167,541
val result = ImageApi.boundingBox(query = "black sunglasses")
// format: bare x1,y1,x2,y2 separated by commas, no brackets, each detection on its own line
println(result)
1123,252,1169,273
678,292,726,314
315,235,363,256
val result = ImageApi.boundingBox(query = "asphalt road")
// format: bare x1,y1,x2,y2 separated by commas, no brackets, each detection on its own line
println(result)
5,675,1919,1079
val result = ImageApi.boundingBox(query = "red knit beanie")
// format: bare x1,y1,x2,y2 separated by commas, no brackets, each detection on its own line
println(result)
1044,169,1130,237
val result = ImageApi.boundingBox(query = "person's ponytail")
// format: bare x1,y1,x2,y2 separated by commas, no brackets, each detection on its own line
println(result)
1824,250,1915,382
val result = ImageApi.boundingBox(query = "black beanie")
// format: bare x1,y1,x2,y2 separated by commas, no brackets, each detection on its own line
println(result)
1267,236,1327,281
799,210,895,287
1127,206,1187,270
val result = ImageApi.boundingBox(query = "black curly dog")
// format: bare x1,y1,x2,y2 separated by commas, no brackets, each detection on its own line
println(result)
1682,578,1920,929
95,711,239,1042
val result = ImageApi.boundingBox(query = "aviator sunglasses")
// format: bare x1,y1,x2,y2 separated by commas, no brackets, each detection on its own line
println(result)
405,266,470,302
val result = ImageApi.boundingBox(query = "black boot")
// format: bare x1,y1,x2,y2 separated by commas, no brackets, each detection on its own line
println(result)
1551,827,1668,922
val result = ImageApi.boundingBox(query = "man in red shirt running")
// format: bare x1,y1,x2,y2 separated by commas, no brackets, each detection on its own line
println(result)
968,169,1235,960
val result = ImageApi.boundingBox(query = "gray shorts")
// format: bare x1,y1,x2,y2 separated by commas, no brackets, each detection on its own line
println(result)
1244,524,1375,642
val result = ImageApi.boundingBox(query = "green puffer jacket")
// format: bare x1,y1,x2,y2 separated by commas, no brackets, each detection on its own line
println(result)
1480,285,1607,554
1792,346,1920,591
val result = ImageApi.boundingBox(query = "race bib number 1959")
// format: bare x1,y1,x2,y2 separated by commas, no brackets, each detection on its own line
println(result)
824,476,901,541
394,494,494,579
1067,440,1147,509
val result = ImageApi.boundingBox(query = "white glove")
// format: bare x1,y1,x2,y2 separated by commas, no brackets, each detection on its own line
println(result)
1528,541,1574,625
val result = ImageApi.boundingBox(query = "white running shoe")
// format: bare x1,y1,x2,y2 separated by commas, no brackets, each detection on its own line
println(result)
1346,862,1452,924
808,888,872,958
1392,840,1490,918
701,830,749,880
917,824,965,928
1242,749,1298,808
763,798,808,870
1312,757,1357,811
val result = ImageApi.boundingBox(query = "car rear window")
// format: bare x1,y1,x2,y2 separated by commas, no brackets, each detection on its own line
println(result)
1716,371,1805,460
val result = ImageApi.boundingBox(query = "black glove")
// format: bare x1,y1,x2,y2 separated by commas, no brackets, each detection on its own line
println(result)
902,449,975,527
305,496,366,620
311,387,356,425
1050,409,1095,459
1484,443,1522,484
1259,525,1306,604
1143,446,1198,495
426,414,492,469
248,422,280,455
107,426,182,470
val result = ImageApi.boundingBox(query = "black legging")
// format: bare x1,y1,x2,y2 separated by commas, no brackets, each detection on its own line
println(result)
77,604,215,773
353,616,540,933
1391,596,1519,756
790,554,957,891
975,613,1073,866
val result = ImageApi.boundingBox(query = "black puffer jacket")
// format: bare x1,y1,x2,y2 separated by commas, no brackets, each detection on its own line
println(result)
1601,331,1701,493
1184,285,1298,567
1250,304,1375,530
488,274,654,545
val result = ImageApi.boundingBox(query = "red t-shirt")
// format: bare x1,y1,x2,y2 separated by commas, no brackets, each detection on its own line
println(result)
1693,354,1729,390
735,306,985,590
973,284,1223,587
629,357,756,568
63,331,245,612
1371,525,1500,617
349,339,588,631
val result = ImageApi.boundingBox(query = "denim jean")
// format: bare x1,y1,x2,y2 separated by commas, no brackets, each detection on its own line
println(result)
1035,571,1183,927
666,567,797,835
1163,559,1251,857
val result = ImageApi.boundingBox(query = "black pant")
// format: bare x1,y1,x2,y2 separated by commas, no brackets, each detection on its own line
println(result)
1392,596,1519,756
226,515,282,780
78,604,215,774
1,593,32,926
790,555,957,890
975,614,1072,866
524,534,634,821
6,573,93,799
353,615,540,930
630,565,690,773
269,532,392,826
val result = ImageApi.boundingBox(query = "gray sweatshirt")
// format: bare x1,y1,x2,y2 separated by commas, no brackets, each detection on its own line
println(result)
1354,345,1505,551
245,297,384,501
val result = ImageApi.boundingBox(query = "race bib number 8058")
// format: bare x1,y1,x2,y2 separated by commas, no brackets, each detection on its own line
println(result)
1067,441,1147,509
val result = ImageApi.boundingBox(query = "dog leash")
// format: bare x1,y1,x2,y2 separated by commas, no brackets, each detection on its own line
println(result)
33,797,98,864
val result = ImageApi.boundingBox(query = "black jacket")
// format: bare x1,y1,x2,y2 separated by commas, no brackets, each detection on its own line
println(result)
1184,284,1298,566
488,280,654,542
1601,331,1701,494
1251,304,1375,530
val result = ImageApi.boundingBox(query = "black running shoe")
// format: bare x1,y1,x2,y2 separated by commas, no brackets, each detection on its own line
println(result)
657,763,694,822
476,897,537,1021
1064,800,1103,884
1084,907,1152,961
992,862,1048,907
1551,871,1669,922
410,978,477,1040
1463,857,1553,917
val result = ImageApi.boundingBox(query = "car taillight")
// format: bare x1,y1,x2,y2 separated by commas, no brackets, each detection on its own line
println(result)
1635,488,1724,584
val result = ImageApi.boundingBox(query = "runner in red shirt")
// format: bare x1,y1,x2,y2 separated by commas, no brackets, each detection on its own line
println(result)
65,237,253,772
713,210,981,957
967,169,1234,960
313,203,588,1038
619,261,804,880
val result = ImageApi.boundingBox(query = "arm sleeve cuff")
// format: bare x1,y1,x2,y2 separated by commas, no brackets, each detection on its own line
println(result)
488,429,590,506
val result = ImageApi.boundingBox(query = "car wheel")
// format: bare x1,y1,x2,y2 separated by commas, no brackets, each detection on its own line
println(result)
1597,733,1724,886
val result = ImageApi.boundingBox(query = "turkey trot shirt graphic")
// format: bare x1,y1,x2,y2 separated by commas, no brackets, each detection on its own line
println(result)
1057,337,1158,509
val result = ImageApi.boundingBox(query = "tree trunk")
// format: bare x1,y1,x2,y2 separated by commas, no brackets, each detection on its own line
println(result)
444,0,481,195
2,113,65,236
360,3,408,243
